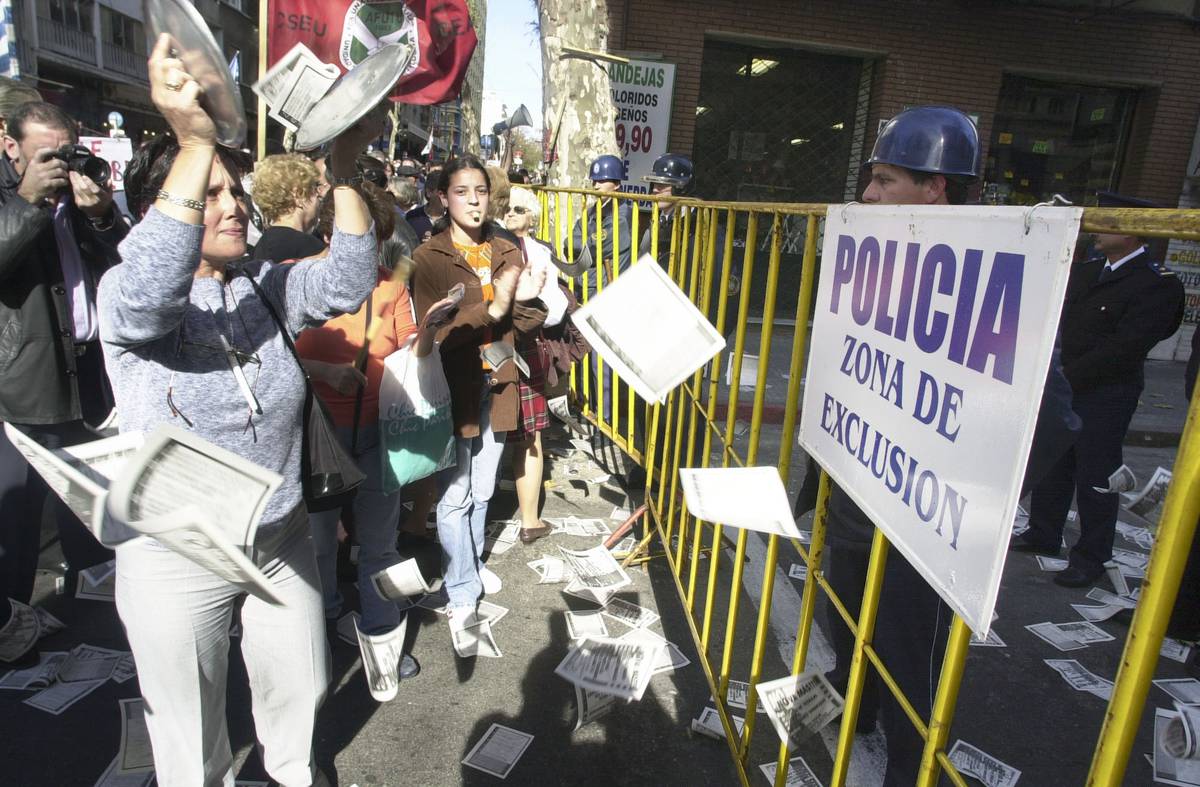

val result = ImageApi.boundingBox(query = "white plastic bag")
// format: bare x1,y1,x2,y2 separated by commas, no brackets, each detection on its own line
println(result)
378,344,455,493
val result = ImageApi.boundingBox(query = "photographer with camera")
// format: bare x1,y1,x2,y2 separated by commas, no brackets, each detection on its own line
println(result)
0,101,127,666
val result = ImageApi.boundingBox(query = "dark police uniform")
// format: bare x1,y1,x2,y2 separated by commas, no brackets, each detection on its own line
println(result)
1025,246,1184,576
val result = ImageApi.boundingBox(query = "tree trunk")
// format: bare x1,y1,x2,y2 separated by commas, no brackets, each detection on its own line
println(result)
536,0,619,188
458,0,486,157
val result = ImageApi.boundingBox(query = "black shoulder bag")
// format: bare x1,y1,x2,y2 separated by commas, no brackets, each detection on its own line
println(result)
242,272,365,512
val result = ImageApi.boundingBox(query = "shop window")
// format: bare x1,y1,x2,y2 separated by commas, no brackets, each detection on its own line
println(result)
47,0,92,32
983,74,1137,206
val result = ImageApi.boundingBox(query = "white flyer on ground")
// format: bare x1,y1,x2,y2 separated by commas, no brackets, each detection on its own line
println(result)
947,739,1021,787
555,636,664,701
461,723,534,780
574,684,620,730
1157,679,1200,705
565,610,609,640
1045,659,1113,700
758,756,824,787
24,678,105,714
692,706,745,741
798,205,1081,635
1155,708,1200,786
1125,466,1173,517
117,698,154,774
1026,622,1086,652
93,755,155,787
571,254,726,404
678,466,801,539
558,545,632,604
756,672,845,749
601,598,659,630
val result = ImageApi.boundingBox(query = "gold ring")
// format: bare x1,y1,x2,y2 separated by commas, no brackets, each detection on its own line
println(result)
165,80,183,91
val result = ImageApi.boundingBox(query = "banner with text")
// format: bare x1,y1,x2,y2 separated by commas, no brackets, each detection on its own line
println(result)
79,137,133,192
798,205,1081,634
608,59,675,194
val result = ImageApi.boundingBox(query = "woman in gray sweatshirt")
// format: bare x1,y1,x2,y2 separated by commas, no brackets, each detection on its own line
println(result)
96,36,378,787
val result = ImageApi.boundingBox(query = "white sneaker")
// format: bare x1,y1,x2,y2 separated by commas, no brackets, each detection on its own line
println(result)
479,566,502,595
355,618,406,702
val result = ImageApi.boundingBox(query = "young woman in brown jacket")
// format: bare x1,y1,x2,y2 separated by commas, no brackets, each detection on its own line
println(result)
409,155,547,637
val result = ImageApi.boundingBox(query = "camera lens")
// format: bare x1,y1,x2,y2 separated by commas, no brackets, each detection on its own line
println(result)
81,156,110,189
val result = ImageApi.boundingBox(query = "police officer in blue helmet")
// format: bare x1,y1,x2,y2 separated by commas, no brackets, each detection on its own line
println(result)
638,153,695,269
793,105,1080,787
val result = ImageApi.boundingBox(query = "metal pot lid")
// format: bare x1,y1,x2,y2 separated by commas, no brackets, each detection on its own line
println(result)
143,0,247,148
294,43,415,152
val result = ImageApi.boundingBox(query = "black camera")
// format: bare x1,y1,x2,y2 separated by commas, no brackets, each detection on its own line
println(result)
53,144,111,189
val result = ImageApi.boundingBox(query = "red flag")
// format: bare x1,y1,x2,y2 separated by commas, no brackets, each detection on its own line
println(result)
266,0,478,105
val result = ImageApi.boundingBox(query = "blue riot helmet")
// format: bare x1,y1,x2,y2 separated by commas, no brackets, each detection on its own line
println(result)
643,153,694,194
589,154,626,183
867,106,981,181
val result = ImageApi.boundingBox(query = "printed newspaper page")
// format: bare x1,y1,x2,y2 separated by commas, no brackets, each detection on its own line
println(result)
571,255,726,404
104,425,285,605
558,546,632,603
251,43,340,132
678,466,802,539
757,672,845,749
554,636,665,701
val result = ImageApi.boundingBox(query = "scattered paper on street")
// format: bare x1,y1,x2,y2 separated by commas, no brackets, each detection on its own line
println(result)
527,556,570,584
0,651,68,690
610,536,637,554
1094,464,1136,494
24,677,105,714
476,601,509,628
354,617,409,697
1070,603,1124,624
947,739,1022,787
1112,549,1150,571
1045,659,1113,700
93,755,155,787
1164,639,1194,664
1026,622,1087,652
58,644,122,683
1053,621,1115,645
1105,562,1132,596
565,610,610,640
336,612,361,647
1036,556,1068,572
117,698,154,774
370,558,443,601
1155,707,1200,786
727,679,749,710
692,706,744,741
548,394,588,436
618,627,690,675
1087,587,1138,608
461,723,533,780
452,615,502,659
678,466,801,539
573,683,619,730
415,589,450,614
601,598,660,630
1161,701,1200,761
76,561,117,602
559,517,612,537
788,563,808,581
1157,679,1200,705
34,608,65,639
758,756,824,787
110,653,136,684
554,636,665,701
558,545,632,605
756,672,845,749
1124,466,1172,517
610,507,632,521
971,628,1007,648
1117,521,1155,551
725,351,759,389
571,254,726,404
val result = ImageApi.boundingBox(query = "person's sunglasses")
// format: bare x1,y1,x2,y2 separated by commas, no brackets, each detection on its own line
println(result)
508,206,530,215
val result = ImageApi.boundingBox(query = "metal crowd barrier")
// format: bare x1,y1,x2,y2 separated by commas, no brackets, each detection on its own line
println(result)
535,186,1200,787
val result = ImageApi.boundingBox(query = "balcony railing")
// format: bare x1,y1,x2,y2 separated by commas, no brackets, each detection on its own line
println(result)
102,42,147,82
36,16,96,65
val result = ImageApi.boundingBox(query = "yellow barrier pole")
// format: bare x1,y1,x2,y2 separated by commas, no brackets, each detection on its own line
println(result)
715,212,761,699
1088,388,1200,785
736,214,786,760
831,529,891,787
627,200,640,450
916,615,972,787
675,209,708,572
686,209,721,608
665,210,693,550
593,197,606,431
699,208,738,650
609,196,622,448
654,215,685,530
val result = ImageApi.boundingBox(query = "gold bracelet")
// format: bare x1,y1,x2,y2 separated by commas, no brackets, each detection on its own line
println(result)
157,189,204,212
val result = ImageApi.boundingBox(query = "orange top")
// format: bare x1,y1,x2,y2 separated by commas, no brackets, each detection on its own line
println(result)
294,268,418,428
455,239,494,367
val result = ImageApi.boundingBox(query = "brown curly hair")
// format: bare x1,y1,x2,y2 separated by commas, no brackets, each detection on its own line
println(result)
252,153,321,224
316,181,396,244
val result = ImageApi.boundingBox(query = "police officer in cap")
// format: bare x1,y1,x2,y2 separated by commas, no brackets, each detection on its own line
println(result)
638,153,694,269
564,154,635,295
1015,191,1184,587
794,106,1079,785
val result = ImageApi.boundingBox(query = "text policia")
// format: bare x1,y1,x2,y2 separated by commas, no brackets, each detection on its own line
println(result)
816,233,1025,552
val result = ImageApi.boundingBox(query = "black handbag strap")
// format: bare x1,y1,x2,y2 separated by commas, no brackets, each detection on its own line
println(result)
238,269,312,388
349,293,372,455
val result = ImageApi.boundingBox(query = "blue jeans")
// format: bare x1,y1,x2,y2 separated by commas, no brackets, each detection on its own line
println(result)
437,385,507,609
310,423,405,634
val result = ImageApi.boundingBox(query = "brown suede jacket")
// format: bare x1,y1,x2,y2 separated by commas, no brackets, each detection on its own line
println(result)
410,228,547,437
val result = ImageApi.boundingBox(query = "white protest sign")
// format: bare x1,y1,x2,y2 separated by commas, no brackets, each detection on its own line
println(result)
798,204,1080,634
607,59,675,194
79,137,133,192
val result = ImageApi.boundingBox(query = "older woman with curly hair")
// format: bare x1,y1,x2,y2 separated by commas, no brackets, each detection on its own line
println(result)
251,152,325,262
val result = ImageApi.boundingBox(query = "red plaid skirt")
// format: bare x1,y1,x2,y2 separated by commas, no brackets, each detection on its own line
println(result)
508,340,550,441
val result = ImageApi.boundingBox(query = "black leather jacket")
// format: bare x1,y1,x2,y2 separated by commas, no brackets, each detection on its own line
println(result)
0,155,127,424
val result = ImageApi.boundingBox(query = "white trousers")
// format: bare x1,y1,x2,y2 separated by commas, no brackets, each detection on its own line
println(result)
115,506,329,787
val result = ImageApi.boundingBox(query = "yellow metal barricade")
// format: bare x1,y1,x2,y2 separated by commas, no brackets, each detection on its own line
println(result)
534,186,1200,787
